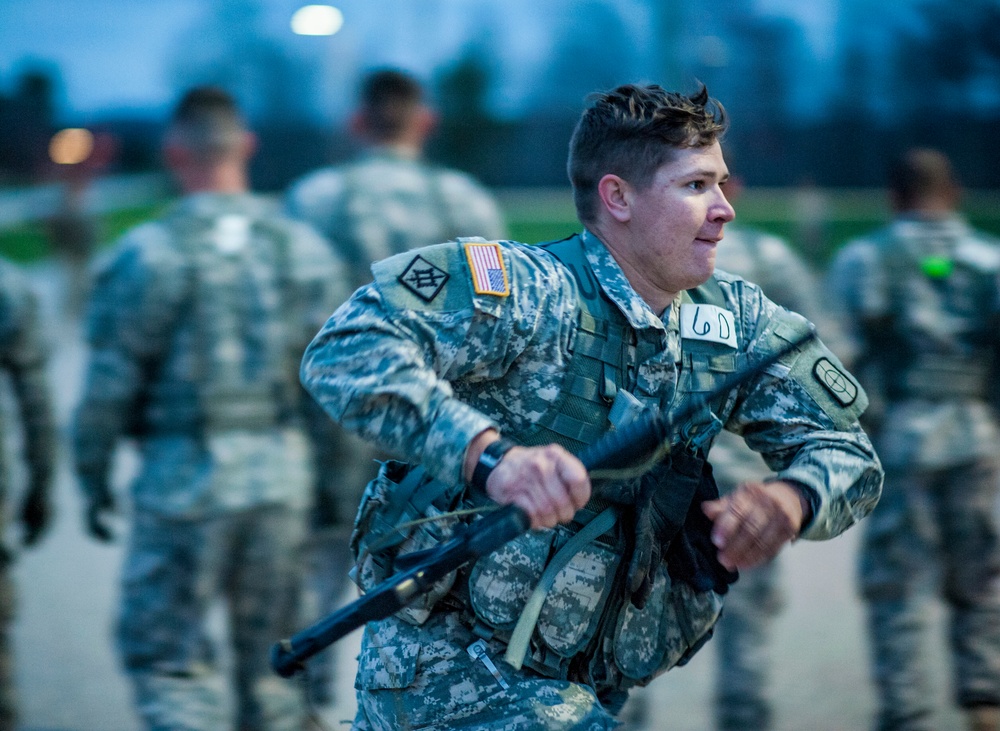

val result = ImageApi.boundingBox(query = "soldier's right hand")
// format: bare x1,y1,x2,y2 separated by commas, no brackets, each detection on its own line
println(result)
84,485,117,543
485,444,590,530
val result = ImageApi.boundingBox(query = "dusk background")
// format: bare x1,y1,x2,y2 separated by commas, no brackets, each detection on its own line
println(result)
2,0,999,192
0,3,998,730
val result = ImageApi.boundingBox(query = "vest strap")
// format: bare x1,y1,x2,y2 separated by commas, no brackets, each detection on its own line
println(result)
503,506,619,670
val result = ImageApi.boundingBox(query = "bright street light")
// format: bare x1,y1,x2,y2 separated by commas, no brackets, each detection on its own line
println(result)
49,128,95,165
291,5,344,36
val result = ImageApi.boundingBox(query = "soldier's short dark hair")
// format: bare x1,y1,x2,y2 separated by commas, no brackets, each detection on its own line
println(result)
358,68,424,142
887,148,959,210
167,86,246,158
567,83,728,224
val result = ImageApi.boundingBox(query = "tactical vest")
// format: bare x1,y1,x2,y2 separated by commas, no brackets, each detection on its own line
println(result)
132,206,298,436
464,234,731,454
351,234,734,690
865,230,999,402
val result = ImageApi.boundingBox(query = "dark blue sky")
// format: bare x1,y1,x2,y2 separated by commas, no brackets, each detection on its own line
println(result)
0,0,836,121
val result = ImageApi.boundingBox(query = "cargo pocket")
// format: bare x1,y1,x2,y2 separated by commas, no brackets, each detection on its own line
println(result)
469,528,554,630
537,540,620,657
355,636,420,691
671,580,724,667
612,566,686,682
350,461,460,626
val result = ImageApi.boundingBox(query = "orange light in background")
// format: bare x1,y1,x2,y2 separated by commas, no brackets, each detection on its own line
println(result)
291,5,344,36
49,128,95,165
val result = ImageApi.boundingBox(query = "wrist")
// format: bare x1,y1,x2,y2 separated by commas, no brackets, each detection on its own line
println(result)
770,479,816,535
469,436,517,492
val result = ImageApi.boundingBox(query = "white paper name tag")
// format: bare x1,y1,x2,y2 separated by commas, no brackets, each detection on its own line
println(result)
680,304,738,348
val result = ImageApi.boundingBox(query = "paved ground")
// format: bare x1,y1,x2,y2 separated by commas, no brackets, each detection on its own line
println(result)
11,263,965,730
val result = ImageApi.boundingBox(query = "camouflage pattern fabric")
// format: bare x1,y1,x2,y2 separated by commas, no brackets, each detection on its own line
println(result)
286,148,507,291
0,259,55,731
709,226,847,731
354,612,618,731
286,147,507,517
302,230,882,729
826,215,1000,730
287,148,507,702
120,507,308,731
73,192,346,731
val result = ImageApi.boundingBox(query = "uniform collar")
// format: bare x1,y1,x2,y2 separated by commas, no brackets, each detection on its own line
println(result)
173,191,262,218
891,213,970,242
580,229,674,331
366,144,423,163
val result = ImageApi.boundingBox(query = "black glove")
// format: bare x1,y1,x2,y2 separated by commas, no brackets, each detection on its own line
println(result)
664,458,738,595
82,481,116,543
19,482,51,547
625,452,703,609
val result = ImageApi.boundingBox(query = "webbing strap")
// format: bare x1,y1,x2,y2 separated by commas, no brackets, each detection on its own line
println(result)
370,466,455,555
504,506,619,670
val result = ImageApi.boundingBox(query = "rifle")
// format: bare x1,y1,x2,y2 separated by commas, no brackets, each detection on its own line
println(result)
270,330,816,678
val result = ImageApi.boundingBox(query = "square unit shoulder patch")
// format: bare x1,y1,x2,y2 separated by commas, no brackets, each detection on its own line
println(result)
464,242,510,297
398,254,450,302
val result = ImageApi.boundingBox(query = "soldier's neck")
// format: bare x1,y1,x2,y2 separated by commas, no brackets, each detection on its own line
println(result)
178,164,249,195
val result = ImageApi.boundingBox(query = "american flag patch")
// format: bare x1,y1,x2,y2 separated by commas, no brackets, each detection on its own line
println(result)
464,242,510,296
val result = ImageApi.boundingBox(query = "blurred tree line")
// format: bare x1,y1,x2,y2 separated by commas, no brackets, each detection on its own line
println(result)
1,0,997,191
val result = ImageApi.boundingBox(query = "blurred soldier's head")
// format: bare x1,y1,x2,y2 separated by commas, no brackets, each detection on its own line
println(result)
163,86,256,194
887,147,960,216
350,68,436,153
567,83,728,225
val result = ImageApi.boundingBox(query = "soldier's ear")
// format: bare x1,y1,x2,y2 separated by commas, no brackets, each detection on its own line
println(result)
597,174,632,223
162,141,189,172
240,131,258,161
415,106,438,139
348,111,366,139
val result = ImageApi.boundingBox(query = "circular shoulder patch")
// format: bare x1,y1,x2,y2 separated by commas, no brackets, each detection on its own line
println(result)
813,357,858,406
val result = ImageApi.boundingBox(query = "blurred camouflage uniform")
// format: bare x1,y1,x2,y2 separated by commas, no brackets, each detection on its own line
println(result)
286,136,507,702
287,145,507,520
73,192,345,731
301,231,882,730
0,260,55,731
827,213,1000,731
707,226,850,731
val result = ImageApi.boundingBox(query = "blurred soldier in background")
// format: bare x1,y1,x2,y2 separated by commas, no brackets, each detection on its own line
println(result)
826,148,1000,731
0,259,55,731
45,174,99,317
285,66,507,705
72,87,345,731
707,175,850,731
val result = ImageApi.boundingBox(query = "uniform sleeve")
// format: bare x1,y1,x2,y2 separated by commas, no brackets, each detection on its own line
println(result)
301,241,576,486
72,226,188,494
823,239,884,368
0,267,56,496
726,298,883,540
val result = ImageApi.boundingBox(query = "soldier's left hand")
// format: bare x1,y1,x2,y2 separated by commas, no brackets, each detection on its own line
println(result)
701,480,810,570
19,483,52,547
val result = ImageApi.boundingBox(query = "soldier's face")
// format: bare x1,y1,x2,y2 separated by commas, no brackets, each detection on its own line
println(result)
626,141,735,297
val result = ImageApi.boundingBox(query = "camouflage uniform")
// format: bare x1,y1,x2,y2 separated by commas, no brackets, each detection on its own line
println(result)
708,227,849,731
72,193,345,731
826,215,1000,731
302,231,883,730
0,260,56,731
286,147,507,701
